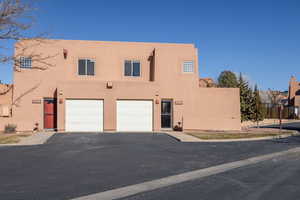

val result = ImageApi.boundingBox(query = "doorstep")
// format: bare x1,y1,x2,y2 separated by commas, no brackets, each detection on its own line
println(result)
0,132,55,147
165,131,202,142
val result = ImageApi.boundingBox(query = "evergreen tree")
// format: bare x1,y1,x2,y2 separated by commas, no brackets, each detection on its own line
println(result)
252,84,266,123
238,73,255,122
217,71,239,88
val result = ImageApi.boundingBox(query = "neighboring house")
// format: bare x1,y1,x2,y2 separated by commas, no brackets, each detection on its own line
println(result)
260,90,288,106
288,76,300,107
278,91,289,106
0,39,241,132
199,78,217,88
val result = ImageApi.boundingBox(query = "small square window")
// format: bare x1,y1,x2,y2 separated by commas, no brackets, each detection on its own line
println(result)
183,61,194,73
78,59,95,76
20,57,32,68
124,60,140,77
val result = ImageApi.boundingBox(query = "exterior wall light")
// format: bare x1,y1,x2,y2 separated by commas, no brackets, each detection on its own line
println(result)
63,49,68,59
107,82,113,89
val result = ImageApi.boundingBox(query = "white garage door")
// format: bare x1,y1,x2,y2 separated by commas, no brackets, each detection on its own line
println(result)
65,100,103,132
117,100,153,132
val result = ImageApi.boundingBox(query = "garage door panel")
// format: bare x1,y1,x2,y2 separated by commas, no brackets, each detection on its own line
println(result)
65,100,103,132
117,100,153,132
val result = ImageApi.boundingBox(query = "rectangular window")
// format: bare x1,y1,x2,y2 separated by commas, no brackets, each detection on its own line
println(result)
78,59,95,76
183,61,194,73
124,60,140,77
132,61,140,76
124,60,132,76
20,57,32,68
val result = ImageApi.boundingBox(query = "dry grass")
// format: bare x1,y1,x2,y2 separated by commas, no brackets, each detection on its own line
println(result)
186,131,294,140
0,133,32,144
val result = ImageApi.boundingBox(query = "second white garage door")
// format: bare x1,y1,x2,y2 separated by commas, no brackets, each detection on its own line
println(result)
65,100,103,132
117,100,153,132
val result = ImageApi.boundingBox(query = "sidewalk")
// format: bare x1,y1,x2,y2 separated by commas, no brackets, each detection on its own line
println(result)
0,132,55,146
165,131,299,143
166,132,203,142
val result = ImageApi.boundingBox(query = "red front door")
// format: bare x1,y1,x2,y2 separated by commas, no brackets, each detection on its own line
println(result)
44,98,57,129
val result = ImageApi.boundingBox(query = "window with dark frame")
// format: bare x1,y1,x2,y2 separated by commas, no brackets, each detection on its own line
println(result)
78,59,95,76
124,60,140,77
20,57,32,68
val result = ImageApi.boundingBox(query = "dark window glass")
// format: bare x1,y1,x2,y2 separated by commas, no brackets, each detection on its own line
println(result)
161,115,171,128
161,101,171,114
124,60,132,76
78,59,86,75
20,57,32,68
161,100,172,128
87,60,95,75
132,61,140,76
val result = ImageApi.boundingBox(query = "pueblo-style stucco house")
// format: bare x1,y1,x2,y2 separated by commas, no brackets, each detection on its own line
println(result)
289,76,300,108
0,39,241,132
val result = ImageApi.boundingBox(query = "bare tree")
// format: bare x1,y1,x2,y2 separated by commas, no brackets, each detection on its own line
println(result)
0,0,57,99
0,0,57,67
267,89,282,106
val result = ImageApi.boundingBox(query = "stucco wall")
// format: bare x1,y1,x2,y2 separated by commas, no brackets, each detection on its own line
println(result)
9,39,240,132
0,84,13,130
0,84,12,105
184,88,241,130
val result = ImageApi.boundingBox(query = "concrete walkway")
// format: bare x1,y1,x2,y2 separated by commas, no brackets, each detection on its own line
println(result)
166,131,299,142
166,132,203,142
0,132,55,146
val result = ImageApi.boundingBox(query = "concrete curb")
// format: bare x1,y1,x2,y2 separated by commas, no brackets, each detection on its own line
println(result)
165,131,300,143
0,132,55,147
242,119,300,128
70,147,300,200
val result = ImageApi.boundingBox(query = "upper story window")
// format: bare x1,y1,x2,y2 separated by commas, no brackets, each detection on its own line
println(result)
183,61,194,73
20,57,32,68
78,59,95,76
124,60,140,77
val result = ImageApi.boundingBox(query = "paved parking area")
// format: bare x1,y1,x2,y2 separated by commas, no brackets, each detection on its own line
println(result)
0,132,300,200
120,152,300,200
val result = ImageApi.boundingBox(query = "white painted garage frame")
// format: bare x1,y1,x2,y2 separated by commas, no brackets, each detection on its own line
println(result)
65,99,104,132
116,100,153,132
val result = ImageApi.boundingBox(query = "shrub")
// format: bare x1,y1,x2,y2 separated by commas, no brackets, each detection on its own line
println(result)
173,122,183,132
4,124,17,134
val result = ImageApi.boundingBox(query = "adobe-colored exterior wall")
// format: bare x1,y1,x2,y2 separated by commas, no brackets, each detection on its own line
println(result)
8,39,240,132
0,84,13,131
0,84,12,105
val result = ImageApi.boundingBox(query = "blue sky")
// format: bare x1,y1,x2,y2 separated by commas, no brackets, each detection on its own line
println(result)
1,0,299,91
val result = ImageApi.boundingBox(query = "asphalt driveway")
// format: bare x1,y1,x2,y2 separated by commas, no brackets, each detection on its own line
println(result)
1,132,300,200
121,151,300,200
